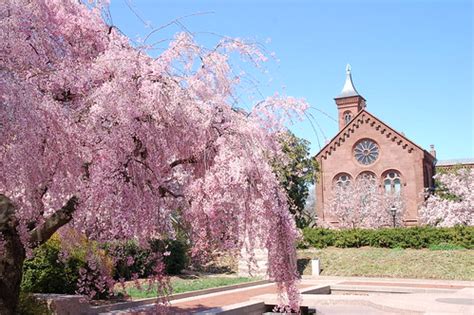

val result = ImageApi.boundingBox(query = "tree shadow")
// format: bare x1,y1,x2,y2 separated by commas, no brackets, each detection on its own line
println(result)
297,258,311,276
117,304,212,314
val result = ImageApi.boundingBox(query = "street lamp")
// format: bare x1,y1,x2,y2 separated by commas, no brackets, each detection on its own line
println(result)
390,205,397,228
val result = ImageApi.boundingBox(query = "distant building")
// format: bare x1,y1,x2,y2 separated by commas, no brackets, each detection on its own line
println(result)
435,158,474,172
314,65,436,226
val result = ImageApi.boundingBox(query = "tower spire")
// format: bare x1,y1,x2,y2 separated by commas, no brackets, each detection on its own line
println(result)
334,64,366,130
337,63,360,98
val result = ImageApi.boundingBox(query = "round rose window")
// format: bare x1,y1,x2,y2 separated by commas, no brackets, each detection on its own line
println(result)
354,139,379,165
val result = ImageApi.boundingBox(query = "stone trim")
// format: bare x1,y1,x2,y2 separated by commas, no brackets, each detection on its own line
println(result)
317,110,428,160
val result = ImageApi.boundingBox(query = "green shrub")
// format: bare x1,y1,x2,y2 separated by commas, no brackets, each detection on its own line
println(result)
21,235,85,295
110,239,189,281
110,241,152,281
22,232,114,300
299,227,335,249
300,226,474,249
334,229,370,248
150,239,189,275
450,225,474,248
22,234,189,300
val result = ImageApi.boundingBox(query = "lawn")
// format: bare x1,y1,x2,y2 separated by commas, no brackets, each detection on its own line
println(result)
122,276,256,299
298,247,474,281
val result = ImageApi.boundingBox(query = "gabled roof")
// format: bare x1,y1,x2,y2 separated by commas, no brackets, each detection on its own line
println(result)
315,109,434,160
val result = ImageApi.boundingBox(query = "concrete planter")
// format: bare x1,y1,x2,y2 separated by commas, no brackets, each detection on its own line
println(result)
311,258,321,276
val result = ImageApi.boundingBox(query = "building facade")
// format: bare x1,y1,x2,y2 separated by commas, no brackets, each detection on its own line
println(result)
315,65,436,226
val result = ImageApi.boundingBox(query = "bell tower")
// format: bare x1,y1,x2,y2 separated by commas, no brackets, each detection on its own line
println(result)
334,64,366,130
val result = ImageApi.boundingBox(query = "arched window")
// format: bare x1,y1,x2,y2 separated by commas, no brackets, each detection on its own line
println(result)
357,171,377,184
356,172,378,206
334,173,352,188
383,171,401,194
343,111,352,125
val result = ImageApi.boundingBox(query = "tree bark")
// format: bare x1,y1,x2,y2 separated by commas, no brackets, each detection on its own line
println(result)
0,194,78,314
0,195,25,315
29,196,78,247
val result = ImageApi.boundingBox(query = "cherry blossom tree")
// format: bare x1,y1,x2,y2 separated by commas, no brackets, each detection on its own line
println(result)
0,1,306,312
419,168,474,227
323,176,405,229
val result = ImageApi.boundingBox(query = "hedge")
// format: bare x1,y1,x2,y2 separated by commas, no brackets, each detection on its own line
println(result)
299,226,474,249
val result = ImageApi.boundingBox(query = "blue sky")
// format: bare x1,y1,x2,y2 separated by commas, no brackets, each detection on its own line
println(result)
108,0,473,160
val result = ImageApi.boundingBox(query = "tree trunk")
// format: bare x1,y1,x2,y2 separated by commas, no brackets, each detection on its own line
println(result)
0,195,25,315
0,194,78,314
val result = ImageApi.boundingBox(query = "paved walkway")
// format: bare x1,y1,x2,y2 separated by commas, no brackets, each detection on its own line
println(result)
104,276,474,314
105,283,313,314
338,281,472,289
262,277,474,315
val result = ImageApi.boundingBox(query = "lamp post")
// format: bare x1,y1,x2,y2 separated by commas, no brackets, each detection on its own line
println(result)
390,205,397,228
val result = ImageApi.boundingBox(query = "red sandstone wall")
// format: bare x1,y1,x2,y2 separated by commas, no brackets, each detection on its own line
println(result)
315,115,428,226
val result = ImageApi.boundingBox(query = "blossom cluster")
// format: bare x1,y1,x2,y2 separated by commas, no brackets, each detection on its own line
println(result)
419,168,474,227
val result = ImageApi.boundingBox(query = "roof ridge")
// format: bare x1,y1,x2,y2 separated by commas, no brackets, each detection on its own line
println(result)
315,109,432,160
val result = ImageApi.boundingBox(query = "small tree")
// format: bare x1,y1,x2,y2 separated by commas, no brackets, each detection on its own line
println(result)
302,186,317,228
324,176,405,229
419,168,474,227
273,132,318,228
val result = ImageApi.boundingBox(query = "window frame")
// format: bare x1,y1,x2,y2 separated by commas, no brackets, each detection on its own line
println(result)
333,172,352,188
343,111,353,125
382,170,402,194
353,139,380,165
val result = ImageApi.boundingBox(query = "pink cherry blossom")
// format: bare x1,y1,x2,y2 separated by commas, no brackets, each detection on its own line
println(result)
419,169,474,227
0,0,307,311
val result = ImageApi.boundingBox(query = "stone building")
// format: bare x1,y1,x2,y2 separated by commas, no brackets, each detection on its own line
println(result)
435,158,474,172
314,65,436,226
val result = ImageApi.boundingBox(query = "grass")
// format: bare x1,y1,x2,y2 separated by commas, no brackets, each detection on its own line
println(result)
123,276,255,299
428,243,466,251
298,247,474,281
